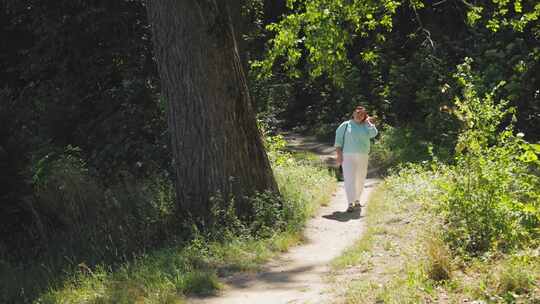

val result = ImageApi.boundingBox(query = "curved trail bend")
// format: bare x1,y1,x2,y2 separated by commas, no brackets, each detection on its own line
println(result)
190,133,380,304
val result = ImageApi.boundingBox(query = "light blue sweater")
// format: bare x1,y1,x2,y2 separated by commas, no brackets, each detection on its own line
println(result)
334,120,378,154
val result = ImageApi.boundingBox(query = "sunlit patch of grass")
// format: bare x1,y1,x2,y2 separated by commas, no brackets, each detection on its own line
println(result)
267,230,304,253
332,232,375,270
495,258,537,295
424,236,452,282
343,280,379,304
329,166,450,303
331,188,385,270
382,240,394,251
37,231,299,303
373,270,434,304
463,252,540,302
330,165,540,304
274,154,337,223
35,150,337,304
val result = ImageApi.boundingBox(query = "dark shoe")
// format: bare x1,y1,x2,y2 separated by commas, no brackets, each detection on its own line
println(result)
346,204,354,212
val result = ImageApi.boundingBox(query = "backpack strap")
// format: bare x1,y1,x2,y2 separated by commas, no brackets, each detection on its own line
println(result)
342,121,349,149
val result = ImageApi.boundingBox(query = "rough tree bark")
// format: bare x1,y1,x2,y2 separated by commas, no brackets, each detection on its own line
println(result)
146,0,278,220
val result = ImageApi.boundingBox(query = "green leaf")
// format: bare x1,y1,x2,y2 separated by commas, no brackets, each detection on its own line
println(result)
519,150,538,163
522,203,537,214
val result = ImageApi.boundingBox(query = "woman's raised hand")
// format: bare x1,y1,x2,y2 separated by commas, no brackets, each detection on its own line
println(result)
366,115,376,125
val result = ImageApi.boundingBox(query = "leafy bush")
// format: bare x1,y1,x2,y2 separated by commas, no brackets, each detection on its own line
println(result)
438,58,540,255
205,129,336,240
261,125,336,229
0,144,180,303
248,191,287,238
31,147,177,259
263,131,292,166
28,130,337,304
32,146,105,237
205,190,287,240
370,124,433,171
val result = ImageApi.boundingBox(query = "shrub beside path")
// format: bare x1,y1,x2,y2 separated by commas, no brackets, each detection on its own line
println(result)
190,133,380,304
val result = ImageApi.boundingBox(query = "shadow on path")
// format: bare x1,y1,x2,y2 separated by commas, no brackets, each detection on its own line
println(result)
192,264,321,301
225,265,317,290
286,142,335,157
322,209,362,222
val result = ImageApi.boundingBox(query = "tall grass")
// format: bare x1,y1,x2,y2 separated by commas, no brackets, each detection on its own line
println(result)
436,59,540,255
1,146,178,304
3,134,336,304
369,124,433,171
330,166,442,303
332,164,540,303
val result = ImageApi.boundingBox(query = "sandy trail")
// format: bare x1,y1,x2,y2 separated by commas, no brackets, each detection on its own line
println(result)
189,133,379,304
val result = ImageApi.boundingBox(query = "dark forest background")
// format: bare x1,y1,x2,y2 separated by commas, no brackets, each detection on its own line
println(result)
0,0,538,302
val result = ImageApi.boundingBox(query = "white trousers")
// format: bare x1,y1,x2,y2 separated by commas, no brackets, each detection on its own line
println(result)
342,153,369,205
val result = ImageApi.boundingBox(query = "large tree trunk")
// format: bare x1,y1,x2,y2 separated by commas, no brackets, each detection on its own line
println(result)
146,0,278,220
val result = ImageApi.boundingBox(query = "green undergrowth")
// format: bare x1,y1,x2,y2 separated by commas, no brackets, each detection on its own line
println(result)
35,232,301,304
330,166,444,303
308,119,455,176
369,123,454,173
331,62,540,303
27,134,336,304
331,165,540,304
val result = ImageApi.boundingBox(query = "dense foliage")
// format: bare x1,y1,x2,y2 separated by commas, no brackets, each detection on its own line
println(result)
1,0,169,260
252,0,539,148
0,0,539,302
2,126,336,303
439,58,540,255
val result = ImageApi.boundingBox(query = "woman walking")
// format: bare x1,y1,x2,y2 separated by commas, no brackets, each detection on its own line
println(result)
334,106,378,213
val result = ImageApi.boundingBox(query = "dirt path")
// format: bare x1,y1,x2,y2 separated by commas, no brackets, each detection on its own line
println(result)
190,133,380,304
283,132,380,177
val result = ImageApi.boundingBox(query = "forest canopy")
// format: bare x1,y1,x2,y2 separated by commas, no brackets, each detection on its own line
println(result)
0,0,538,302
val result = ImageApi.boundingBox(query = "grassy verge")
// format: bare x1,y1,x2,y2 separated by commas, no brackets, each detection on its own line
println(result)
31,151,336,304
330,166,540,304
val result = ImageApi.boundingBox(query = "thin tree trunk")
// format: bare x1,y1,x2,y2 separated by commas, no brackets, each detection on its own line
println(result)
146,0,278,220
24,195,48,246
